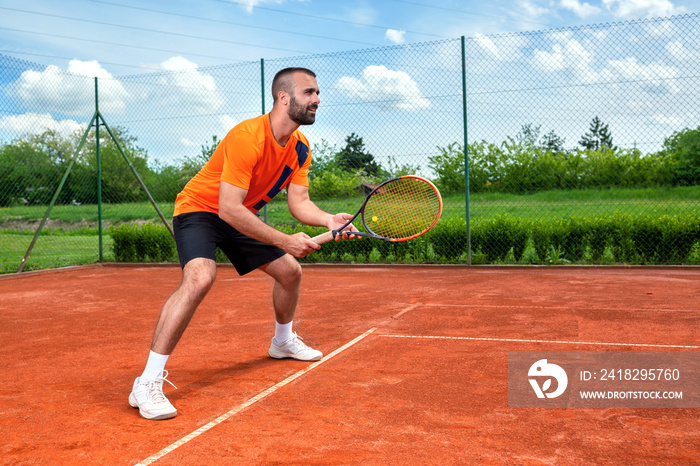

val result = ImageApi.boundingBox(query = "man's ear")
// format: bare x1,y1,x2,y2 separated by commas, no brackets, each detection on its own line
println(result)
277,91,289,106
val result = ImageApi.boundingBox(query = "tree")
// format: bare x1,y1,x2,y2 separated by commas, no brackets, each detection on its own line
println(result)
0,130,79,206
540,130,566,154
660,126,700,186
428,142,465,195
70,125,151,204
336,133,379,175
579,117,616,151
309,139,340,180
179,135,218,182
514,124,541,148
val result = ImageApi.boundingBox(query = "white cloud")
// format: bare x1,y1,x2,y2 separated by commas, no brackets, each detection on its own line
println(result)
6,60,129,116
180,138,197,147
531,37,598,81
335,65,430,111
475,34,500,57
642,19,678,38
236,0,287,13
666,40,700,61
560,0,601,18
385,29,406,45
219,115,237,132
591,30,610,41
651,113,685,127
0,113,86,138
474,33,528,62
521,1,549,17
602,0,686,18
606,57,680,93
149,57,225,114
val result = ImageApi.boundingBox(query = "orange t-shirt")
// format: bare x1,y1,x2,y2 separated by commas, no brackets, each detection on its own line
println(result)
174,114,311,216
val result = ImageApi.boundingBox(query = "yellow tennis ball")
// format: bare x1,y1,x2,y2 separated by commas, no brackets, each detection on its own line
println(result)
372,216,378,222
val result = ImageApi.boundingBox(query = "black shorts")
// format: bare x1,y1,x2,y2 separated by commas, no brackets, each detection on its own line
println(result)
173,212,287,275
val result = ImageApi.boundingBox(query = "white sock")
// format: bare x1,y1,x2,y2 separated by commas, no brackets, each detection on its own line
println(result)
141,351,169,382
274,321,293,344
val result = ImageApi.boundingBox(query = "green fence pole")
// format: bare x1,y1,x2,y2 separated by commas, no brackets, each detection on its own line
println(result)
95,77,103,262
461,36,472,266
261,58,268,223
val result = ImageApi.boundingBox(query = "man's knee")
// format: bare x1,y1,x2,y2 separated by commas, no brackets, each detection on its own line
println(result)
285,259,303,285
182,259,217,298
269,255,302,288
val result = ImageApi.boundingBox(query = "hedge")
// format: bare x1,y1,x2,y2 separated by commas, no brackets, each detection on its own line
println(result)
108,212,700,265
109,222,175,263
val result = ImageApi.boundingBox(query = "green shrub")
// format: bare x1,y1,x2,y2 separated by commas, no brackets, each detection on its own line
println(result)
475,215,528,262
107,211,700,266
109,222,175,262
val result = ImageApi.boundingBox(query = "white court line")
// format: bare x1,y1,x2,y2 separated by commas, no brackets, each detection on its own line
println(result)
135,327,377,466
377,334,700,349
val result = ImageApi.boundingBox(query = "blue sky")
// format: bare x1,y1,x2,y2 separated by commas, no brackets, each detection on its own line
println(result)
1,0,697,75
1,0,699,169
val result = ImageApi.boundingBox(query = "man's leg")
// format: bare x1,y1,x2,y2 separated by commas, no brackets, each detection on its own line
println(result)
150,257,217,355
261,255,322,361
130,257,217,420
259,254,302,325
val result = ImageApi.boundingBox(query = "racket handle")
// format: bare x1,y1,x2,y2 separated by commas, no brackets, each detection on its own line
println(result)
310,230,335,245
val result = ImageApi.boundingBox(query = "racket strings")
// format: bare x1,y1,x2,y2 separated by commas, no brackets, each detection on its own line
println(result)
363,177,441,240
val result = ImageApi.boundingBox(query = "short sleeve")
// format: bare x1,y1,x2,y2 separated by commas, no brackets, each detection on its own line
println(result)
220,130,260,190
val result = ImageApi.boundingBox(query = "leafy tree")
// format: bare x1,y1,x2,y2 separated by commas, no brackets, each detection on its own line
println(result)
579,117,616,151
336,133,379,175
309,139,340,180
0,130,79,206
540,130,566,154
179,135,219,182
385,155,420,177
428,142,465,195
514,124,541,148
70,125,151,204
660,126,700,186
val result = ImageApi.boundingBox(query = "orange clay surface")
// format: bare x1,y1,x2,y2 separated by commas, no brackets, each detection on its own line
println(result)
0,264,699,465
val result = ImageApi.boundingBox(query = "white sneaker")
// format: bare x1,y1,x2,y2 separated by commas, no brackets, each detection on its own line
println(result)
268,333,323,361
129,370,177,420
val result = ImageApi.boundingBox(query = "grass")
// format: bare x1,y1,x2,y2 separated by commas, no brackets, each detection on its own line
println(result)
2,186,699,272
466,186,700,220
0,201,175,224
0,232,113,273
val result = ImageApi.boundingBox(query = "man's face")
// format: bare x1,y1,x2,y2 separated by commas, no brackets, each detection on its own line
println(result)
287,73,320,126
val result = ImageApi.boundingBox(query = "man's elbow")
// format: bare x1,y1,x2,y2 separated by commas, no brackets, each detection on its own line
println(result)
219,205,241,226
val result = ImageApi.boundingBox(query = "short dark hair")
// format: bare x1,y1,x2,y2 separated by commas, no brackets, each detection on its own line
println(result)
271,67,316,103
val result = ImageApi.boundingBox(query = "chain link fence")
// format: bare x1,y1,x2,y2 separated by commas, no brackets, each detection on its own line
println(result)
1,14,699,272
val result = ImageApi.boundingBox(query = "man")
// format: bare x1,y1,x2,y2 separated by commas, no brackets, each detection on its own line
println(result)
129,67,356,420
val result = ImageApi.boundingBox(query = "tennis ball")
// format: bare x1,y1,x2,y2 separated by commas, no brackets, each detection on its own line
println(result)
372,216,378,222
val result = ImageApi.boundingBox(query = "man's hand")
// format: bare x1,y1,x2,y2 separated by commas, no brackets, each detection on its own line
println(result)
328,213,360,241
284,232,321,258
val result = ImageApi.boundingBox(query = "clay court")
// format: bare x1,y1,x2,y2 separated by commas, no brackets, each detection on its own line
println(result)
1,264,699,465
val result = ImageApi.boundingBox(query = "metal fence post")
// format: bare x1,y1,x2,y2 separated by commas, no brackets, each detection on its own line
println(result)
95,77,103,262
461,36,471,266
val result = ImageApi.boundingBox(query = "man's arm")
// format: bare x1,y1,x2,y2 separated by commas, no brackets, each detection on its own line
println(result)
218,181,319,258
287,183,357,240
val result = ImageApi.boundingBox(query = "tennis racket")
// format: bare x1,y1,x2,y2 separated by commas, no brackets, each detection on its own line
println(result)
311,175,443,245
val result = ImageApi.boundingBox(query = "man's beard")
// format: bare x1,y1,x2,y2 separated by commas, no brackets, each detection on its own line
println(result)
288,94,317,125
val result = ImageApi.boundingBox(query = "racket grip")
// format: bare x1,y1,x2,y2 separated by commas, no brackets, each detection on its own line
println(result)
310,230,335,245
